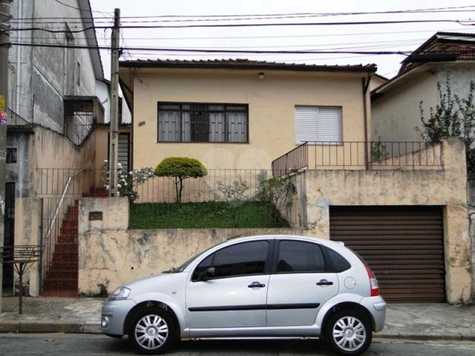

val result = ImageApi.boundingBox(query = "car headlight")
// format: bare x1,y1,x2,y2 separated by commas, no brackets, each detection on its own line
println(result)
109,286,131,301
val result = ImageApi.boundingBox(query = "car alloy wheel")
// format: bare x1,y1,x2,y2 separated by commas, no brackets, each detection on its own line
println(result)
332,316,367,352
134,314,169,351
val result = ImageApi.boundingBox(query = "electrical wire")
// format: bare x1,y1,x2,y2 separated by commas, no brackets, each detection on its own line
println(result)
10,4,475,21
9,18,474,33
0,41,416,55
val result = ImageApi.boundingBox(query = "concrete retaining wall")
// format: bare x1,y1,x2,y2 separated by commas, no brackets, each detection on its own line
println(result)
78,197,306,295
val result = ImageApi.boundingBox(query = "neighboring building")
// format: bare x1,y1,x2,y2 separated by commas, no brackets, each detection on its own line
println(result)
4,0,105,296
371,32,475,299
371,32,475,141
119,58,471,304
369,73,388,92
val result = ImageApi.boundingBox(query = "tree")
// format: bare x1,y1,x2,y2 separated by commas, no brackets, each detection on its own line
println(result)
419,75,475,175
155,157,207,203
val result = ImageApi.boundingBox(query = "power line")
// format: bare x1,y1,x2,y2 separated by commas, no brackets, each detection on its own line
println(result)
1,41,415,55
10,4,475,21
9,18,474,32
9,25,96,33
10,9,475,25
24,27,471,42
111,19,474,29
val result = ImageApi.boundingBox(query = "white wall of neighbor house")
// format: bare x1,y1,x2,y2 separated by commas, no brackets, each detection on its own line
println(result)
372,62,475,142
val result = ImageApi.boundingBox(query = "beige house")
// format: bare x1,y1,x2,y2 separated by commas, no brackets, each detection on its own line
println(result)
117,58,471,305
119,59,376,170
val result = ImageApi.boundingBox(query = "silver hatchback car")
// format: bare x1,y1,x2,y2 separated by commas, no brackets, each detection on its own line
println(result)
101,235,386,355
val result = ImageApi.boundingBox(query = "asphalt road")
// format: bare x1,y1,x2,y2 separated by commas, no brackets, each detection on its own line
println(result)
1,334,475,355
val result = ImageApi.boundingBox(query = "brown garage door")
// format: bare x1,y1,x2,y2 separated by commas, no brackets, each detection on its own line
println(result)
330,206,445,303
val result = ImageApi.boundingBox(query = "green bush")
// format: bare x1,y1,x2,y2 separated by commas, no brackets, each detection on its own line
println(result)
155,157,207,203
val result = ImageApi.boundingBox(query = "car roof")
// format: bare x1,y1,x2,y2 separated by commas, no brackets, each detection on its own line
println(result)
183,234,350,272
225,234,345,249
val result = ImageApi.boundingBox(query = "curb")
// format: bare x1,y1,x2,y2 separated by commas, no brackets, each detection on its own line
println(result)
0,322,101,334
1,323,475,342
375,334,475,342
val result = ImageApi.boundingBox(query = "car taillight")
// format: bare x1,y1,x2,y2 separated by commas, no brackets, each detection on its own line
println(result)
365,264,380,297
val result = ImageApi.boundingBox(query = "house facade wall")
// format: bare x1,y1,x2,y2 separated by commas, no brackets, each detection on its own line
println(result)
131,69,368,170
6,0,102,207
372,62,475,142
281,138,471,304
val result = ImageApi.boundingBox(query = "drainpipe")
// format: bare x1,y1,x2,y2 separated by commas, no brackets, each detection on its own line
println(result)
362,74,371,170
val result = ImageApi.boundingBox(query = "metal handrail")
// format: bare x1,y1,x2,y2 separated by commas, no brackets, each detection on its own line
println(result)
271,141,308,163
40,169,87,288
44,176,73,242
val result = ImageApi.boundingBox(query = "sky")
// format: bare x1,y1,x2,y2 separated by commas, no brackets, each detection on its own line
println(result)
89,0,475,79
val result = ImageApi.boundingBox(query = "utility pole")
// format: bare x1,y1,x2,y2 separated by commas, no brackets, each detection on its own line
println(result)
108,8,120,196
0,0,11,313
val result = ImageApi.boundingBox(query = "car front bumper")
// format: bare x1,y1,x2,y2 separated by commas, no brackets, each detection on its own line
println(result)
101,299,136,336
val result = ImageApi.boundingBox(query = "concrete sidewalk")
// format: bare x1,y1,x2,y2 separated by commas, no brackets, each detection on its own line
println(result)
0,297,474,340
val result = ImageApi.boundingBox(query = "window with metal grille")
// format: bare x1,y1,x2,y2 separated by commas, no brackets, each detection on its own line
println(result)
294,106,342,143
157,102,248,143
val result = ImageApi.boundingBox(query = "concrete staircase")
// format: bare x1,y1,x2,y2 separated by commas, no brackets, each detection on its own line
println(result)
42,202,79,297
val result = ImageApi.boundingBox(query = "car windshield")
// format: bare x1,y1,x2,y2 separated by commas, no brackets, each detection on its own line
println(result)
162,241,223,273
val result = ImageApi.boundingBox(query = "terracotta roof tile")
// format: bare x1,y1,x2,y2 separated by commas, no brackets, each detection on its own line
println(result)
120,58,377,73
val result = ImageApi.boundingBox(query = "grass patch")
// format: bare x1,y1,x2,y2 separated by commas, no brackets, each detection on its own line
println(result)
129,201,289,229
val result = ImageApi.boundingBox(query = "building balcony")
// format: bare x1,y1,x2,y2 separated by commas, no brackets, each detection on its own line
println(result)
7,108,34,132
271,141,443,176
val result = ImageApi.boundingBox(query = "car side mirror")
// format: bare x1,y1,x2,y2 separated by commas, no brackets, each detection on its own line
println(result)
201,266,216,281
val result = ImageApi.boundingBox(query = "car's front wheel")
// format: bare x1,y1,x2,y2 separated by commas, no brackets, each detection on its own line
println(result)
324,310,372,355
128,307,178,354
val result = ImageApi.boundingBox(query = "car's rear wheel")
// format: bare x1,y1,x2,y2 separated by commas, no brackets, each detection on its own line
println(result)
128,307,178,354
324,310,372,355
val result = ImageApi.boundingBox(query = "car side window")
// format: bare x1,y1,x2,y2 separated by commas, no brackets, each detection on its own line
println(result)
276,240,325,273
192,254,213,281
322,246,351,273
192,241,269,280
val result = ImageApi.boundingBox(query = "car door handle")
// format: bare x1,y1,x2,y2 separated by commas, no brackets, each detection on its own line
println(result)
248,281,266,288
316,279,334,286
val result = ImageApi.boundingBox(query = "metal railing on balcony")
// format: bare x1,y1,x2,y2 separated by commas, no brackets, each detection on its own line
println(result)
272,141,443,176
271,142,308,177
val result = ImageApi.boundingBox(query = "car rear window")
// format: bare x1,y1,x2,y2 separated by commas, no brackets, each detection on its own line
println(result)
276,240,325,273
322,246,351,273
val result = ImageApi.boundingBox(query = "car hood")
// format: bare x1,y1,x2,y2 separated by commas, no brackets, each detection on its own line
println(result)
124,272,187,296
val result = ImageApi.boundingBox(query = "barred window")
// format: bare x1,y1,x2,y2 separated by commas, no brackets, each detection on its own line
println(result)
158,102,248,143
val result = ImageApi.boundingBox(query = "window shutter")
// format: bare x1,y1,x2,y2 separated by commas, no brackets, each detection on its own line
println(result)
316,107,342,143
295,106,341,143
295,106,318,143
